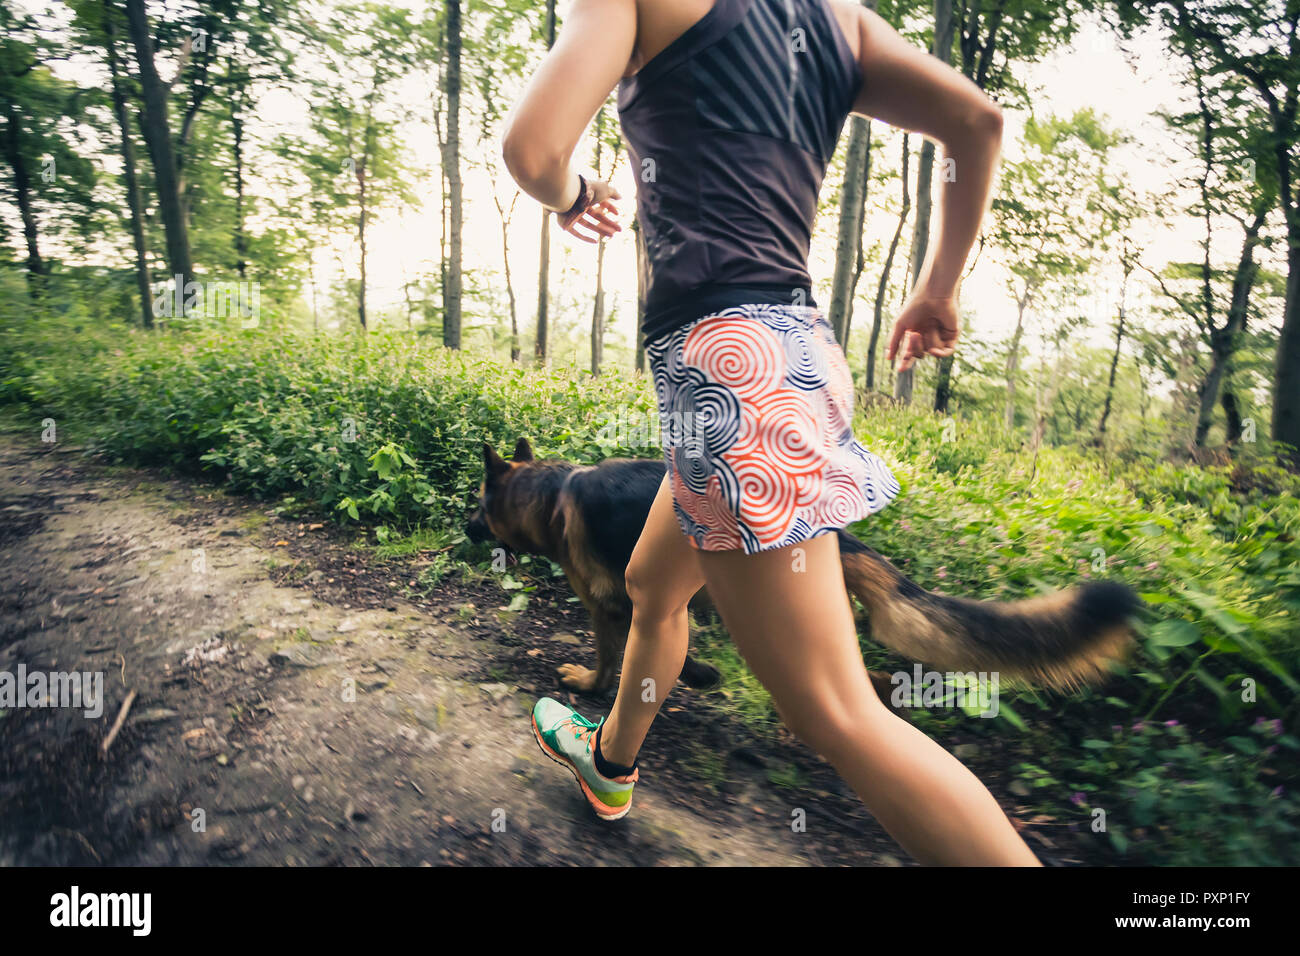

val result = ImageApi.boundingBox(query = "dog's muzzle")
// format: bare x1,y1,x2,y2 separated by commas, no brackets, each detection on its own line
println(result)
466,508,495,544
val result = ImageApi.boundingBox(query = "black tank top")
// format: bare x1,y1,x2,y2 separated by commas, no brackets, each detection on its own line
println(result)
618,0,861,344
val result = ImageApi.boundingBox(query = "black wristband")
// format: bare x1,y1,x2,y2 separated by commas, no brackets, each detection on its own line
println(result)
562,174,589,218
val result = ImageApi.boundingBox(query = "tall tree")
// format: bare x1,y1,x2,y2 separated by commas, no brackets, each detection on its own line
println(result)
1143,45,1276,448
98,2,153,326
633,216,648,372
929,0,1108,409
991,110,1122,430
0,34,43,295
493,187,522,361
896,0,956,404
534,0,557,365
1095,237,1139,444
1,3,100,299
589,100,621,375
828,1,880,348
866,134,912,392
124,0,192,301
441,0,463,348
830,116,873,348
279,2,422,330
1118,0,1300,463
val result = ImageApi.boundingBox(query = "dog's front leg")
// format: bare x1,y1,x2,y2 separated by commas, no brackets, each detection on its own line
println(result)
557,608,629,694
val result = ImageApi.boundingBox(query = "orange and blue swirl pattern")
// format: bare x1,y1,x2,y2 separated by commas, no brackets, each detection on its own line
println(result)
647,304,901,553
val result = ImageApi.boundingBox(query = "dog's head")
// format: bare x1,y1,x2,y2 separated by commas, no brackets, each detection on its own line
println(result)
466,437,539,550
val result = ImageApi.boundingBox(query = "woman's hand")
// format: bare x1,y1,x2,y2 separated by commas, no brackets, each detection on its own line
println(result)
886,292,960,372
557,178,623,243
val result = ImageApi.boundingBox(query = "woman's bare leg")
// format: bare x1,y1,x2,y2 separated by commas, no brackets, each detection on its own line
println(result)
599,474,706,766
697,533,1039,866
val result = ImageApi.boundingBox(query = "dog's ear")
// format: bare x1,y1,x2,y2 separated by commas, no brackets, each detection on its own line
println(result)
513,437,534,462
482,442,511,478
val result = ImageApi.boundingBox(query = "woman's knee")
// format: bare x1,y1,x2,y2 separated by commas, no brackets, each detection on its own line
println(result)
778,688,890,760
624,559,691,625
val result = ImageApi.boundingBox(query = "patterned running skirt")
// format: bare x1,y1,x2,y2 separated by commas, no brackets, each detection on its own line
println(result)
647,303,901,554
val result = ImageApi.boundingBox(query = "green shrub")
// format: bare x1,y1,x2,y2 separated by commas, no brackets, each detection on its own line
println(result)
1016,718,1300,864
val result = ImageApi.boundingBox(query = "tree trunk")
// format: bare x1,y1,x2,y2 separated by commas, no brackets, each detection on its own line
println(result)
1195,205,1265,446
933,355,955,412
591,237,606,375
1135,352,1150,421
1195,341,1231,448
358,174,369,330
1222,367,1244,445
357,155,368,329
1096,246,1135,443
433,64,447,336
442,0,463,349
1095,309,1125,443
1273,235,1300,465
3,95,44,299
895,0,954,403
125,0,192,304
829,116,871,347
105,18,153,326
535,213,551,364
867,135,910,393
925,0,958,409
634,217,648,372
495,193,521,362
231,81,247,280
1004,290,1029,429
895,137,933,405
1254,35,1300,465
894,137,934,407
533,0,557,366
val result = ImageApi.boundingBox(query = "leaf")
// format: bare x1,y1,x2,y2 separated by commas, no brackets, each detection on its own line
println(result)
1147,619,1200,647
1109,829,1128,854
996,702,1028,731
1138,592,1177,604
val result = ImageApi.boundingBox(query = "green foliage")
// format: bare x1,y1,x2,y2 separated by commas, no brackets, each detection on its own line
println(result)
1,316,656,527
849,407,1300,723
1017,718,1300,865
2,316,1297,865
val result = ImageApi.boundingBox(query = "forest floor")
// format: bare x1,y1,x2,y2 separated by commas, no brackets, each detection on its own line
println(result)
0,437,1085,866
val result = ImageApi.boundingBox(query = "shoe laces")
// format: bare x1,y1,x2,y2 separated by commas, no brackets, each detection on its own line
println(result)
562,712,602,751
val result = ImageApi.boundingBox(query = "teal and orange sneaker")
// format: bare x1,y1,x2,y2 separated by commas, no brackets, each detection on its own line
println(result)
531,698,638,821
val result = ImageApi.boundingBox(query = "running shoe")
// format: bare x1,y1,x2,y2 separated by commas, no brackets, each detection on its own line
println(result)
531,697,637,821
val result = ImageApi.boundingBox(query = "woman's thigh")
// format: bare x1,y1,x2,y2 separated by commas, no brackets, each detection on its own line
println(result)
695,533,885,733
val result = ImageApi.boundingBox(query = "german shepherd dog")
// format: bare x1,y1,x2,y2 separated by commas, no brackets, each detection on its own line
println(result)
468,438,1139,697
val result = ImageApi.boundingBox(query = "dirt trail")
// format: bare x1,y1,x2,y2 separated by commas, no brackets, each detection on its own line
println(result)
0,438,911,866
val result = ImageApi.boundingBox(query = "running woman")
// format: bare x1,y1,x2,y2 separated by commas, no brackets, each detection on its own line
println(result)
502,0,1039,865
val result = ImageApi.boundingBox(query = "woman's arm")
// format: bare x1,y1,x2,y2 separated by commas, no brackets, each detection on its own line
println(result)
501,0,636,240
845,5,1004,369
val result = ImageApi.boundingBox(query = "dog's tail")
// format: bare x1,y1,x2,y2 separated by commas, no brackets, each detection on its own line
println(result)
836,531,1139,689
